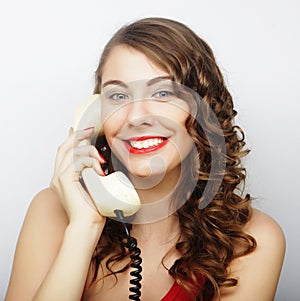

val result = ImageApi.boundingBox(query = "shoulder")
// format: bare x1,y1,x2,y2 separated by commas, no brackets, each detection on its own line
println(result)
20,187,69,235
246,208,286,254
20,187,69,245
28,187,62,210
216,208,286,301
244,208,286,278
5,188,69,300
26,187,67,221
16,186,69,254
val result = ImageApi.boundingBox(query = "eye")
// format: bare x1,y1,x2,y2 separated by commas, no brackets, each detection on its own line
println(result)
153,90,174,99
110,93,129,101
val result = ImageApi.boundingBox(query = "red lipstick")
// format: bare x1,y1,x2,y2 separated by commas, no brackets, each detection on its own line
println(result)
124,136,169,154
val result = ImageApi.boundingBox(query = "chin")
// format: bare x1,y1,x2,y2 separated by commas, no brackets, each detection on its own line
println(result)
127,166,168,189
129,165,167,178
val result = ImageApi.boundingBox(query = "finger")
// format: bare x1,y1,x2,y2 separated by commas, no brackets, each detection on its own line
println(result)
73,127,95,147
55,127,95,170
58,143,106,176
61,127,95,155
73,145,107,164
73,157,105,178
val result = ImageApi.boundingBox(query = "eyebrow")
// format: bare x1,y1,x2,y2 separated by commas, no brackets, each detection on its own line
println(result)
146,75,173,86
102,80,128,89
102,76,173,89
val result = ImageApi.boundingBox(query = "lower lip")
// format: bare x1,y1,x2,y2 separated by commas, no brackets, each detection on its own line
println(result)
124,139,169,154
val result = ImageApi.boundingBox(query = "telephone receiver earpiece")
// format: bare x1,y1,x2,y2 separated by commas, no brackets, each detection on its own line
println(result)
73,94,102,136
73,94,141,218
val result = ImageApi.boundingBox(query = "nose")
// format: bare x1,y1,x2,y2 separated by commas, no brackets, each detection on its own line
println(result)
126,99,155,128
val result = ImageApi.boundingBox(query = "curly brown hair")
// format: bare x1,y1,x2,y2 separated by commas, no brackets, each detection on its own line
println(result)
88,17,256,300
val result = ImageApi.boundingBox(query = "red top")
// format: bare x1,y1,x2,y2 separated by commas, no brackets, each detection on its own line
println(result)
161,281,194,300
161,276,205,301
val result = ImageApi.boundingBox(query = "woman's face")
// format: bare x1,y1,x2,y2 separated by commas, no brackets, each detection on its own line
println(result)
101,45,194,182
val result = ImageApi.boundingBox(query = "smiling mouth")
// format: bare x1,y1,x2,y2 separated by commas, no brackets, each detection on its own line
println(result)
124,136,169,154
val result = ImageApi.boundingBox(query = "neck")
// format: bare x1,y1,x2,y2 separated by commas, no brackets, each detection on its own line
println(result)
129,166,182,224
131,213,181,246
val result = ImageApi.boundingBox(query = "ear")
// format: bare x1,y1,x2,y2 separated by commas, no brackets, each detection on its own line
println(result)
73,94,102,133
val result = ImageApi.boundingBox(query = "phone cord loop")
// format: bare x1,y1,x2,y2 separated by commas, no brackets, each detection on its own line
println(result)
114,210,143,301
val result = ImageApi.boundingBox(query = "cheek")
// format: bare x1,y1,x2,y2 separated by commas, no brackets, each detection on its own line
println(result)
102,124,119,153
161,101,190,125
175,114,194,157
102,111,124,142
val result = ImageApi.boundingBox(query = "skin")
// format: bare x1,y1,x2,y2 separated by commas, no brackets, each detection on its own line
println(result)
5,45,286,301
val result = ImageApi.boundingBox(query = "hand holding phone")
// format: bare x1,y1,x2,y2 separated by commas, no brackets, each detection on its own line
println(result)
50,125,105,225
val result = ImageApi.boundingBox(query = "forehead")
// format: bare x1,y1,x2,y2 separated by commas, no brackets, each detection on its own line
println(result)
101,45,169,85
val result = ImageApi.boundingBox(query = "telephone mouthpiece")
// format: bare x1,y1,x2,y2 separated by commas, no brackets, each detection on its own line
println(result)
81,168,141,218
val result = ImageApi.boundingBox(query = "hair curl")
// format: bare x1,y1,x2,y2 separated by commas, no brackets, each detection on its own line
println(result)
88,17,256,300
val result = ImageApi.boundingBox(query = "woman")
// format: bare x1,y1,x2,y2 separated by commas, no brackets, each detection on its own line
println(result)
5,17,285,301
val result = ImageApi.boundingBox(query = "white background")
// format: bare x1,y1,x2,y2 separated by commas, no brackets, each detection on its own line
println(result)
0,0,299,300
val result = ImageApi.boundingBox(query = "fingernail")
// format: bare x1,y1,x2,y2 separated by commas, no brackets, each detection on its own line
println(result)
97,164,106,176
98,152,107,163
84,126,94,131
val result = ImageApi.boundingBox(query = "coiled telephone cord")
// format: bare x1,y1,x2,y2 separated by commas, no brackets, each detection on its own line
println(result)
114,210,143,301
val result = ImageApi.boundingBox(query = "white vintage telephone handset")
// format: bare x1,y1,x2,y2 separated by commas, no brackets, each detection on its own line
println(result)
73,94,142,300
73,94,141,218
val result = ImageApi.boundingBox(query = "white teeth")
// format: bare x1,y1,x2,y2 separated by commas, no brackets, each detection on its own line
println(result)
130,138,164,149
